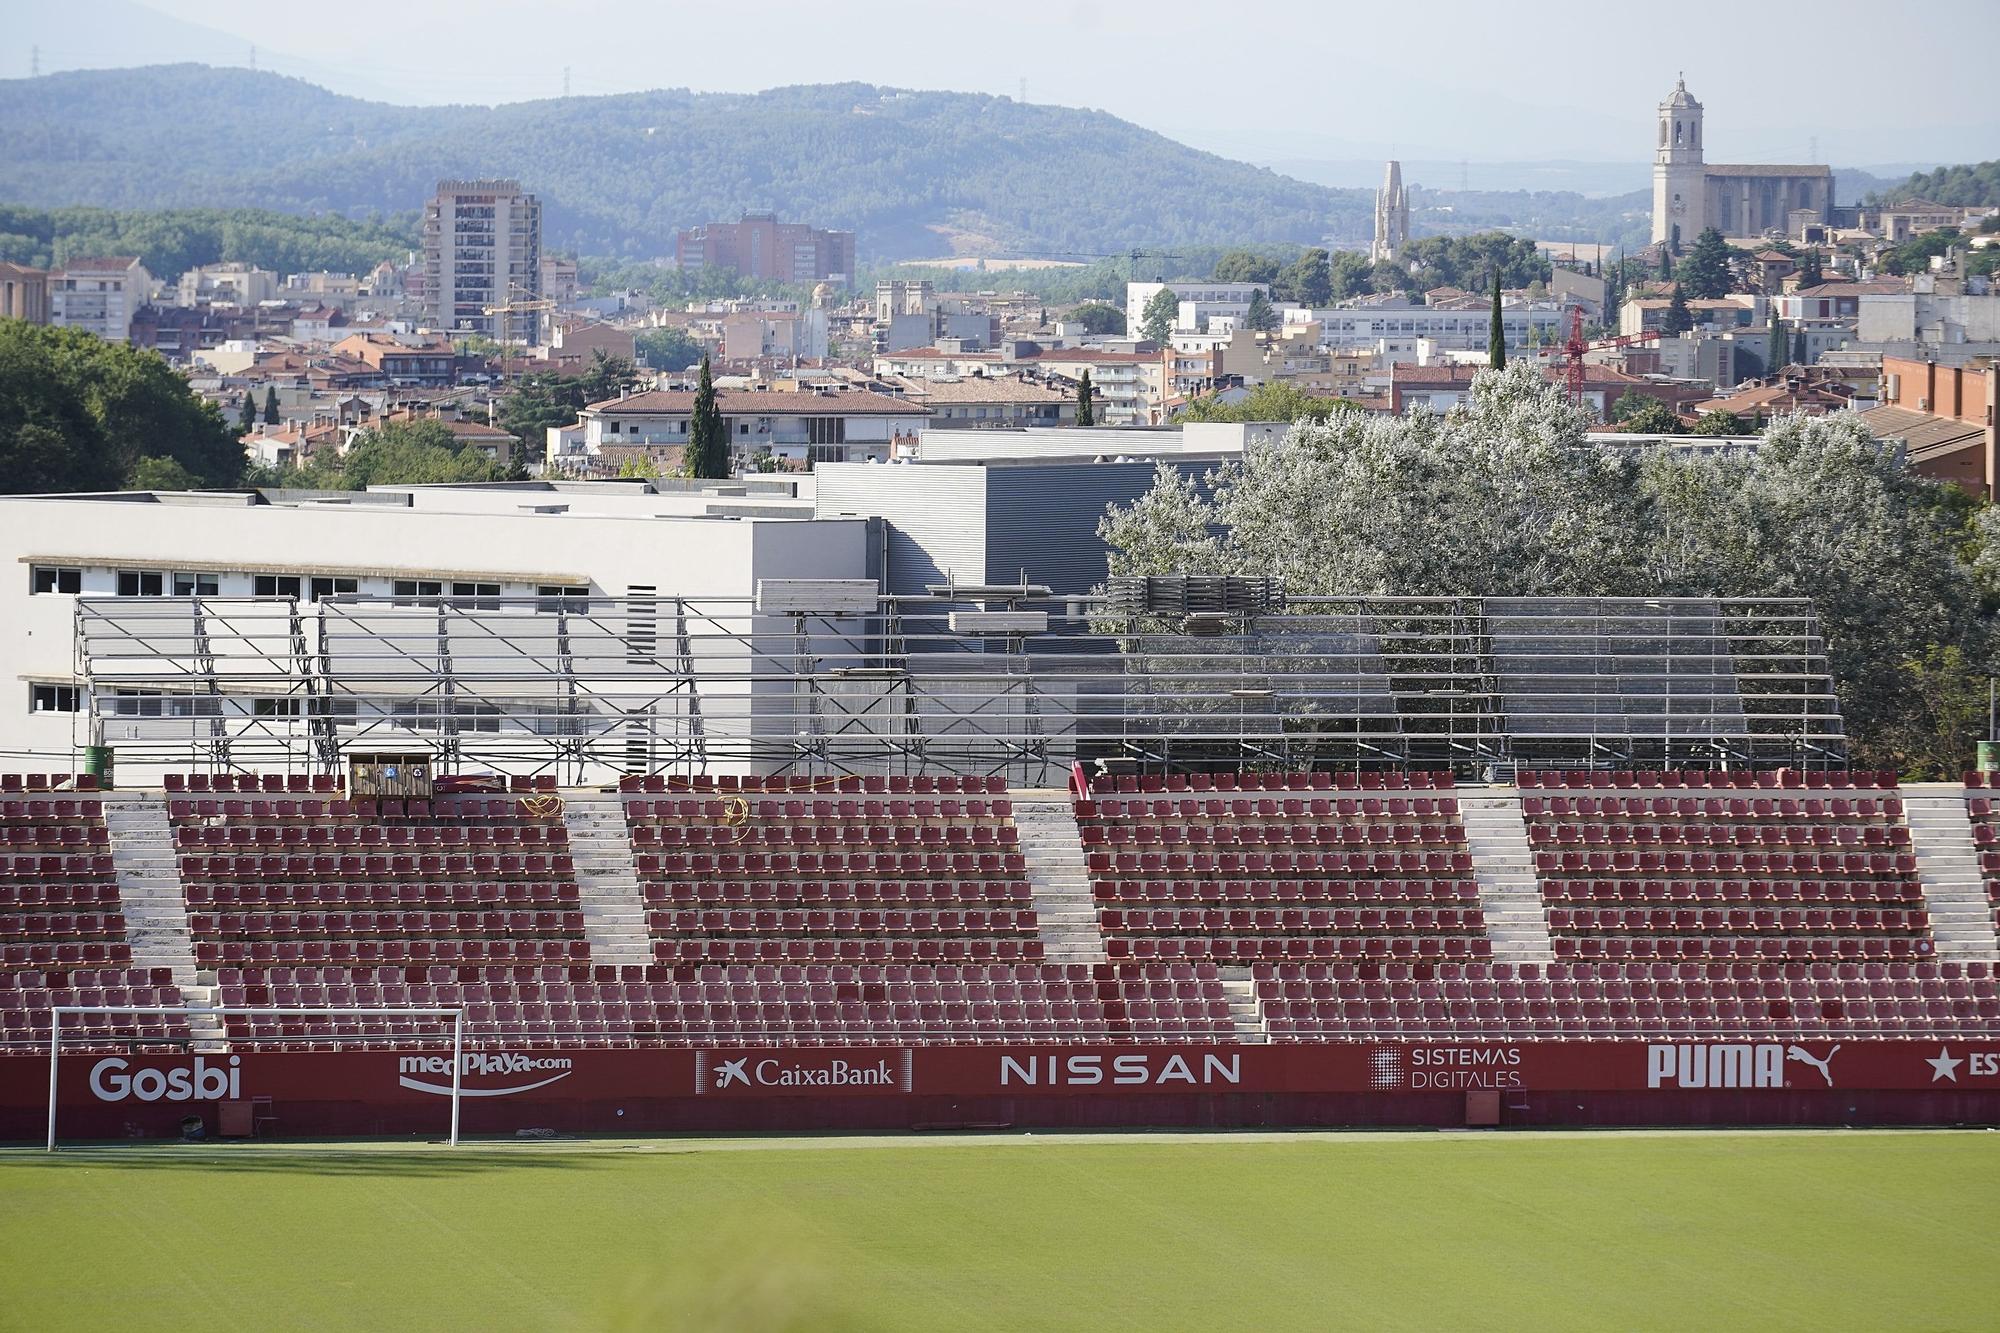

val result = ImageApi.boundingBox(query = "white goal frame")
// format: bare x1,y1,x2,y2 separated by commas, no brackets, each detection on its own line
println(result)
46,1006,465,1151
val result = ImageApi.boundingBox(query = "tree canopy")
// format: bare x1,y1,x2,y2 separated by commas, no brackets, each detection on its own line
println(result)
1675,227,1734,300
0,322,244,493
0,204,415,280
1139,287,1180,344
250,419,509,490
1069,302,1126,336
1102,362,1994,774
1174,383,1356,424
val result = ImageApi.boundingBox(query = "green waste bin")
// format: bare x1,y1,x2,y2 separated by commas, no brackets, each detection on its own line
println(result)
82,745,114,790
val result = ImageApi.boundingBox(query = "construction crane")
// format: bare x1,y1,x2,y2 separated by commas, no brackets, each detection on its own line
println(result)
1557,306,1659,404
478,283,558,393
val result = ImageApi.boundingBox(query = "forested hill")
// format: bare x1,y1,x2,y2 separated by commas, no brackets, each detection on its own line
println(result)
0,66,1371,261
1880,161,2000,207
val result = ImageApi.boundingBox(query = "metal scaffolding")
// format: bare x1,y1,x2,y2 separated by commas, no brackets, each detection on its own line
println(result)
72,591,1847,784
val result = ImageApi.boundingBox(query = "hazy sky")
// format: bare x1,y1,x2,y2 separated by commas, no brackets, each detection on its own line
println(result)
19,0,2000,169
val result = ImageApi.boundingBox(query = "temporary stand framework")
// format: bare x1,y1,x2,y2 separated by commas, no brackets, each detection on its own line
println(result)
72,588,1847,784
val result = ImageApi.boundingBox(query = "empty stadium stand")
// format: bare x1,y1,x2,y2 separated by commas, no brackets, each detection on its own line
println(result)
1520,769,1930,962
211,960,1235,1048
624,774,1039,965
9,767,2000,1057
169,783,588,971
1073,770,1487,964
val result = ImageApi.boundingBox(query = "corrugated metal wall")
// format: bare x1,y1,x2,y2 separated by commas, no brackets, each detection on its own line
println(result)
815,465,988,596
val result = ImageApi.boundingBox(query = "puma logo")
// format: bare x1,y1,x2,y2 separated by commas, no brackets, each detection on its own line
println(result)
1784,1044,1839,1087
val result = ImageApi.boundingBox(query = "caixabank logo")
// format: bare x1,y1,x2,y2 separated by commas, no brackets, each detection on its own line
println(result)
1645,1042,1839,1089
696,1049,914,1094
397,1051,574,1097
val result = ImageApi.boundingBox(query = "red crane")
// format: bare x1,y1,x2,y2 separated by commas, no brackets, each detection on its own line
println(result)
1559,306,1660,405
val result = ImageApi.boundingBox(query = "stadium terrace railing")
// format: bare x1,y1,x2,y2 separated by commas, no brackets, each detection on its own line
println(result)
71,592,1846,785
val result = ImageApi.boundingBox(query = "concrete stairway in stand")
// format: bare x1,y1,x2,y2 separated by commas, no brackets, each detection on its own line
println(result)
1217,975,1269,1044
1902,787,1998,960
1011,792,1108,964
560,792,655,969
101,792,222,1046
1458,791,1556,964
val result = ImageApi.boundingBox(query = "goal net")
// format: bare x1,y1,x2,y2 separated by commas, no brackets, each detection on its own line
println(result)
45,1006,464,1150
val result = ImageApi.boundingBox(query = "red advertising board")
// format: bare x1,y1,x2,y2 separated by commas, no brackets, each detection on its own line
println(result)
11,1040,2000,1140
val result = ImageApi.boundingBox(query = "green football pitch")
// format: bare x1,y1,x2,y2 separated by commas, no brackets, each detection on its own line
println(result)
1,1130,1994,1331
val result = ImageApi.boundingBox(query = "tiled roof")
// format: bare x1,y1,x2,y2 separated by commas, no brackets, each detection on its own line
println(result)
1703,164,1831,178
1858,404,1986,459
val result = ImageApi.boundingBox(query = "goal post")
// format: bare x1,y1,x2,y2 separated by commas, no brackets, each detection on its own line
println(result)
46,1006,465,1151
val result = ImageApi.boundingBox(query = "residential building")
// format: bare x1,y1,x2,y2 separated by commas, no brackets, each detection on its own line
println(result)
174,263,277,308
1859,355,1998,498
1620,294,1765,336
675,213,855,284
721,309,830,363
539,256,580,306
576,387,930,468
1125,281,1266,336
885,374,1075,431
48,257,151,343
1859,199,1991,242
1686,377,1854,422
0,261,51,324
1391,362,1708,421
1303,297,1571,352
332,333,458,388
422,179,543,342
1651,78,1832,247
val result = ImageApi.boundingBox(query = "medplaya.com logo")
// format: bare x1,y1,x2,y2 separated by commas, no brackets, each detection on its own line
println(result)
397,1051,574,1097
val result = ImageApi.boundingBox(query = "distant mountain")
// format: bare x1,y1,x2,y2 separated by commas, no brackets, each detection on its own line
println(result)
0,66,1373,262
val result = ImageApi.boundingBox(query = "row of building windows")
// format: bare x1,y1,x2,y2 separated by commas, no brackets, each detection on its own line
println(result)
30,566,586,611
32,684,598,734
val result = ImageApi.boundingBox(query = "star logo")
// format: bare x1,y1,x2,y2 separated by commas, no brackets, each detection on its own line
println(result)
714,1057,750,1089
1926,1047,1963,1083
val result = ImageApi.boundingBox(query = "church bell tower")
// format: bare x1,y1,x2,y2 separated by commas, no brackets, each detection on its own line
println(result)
1651,76,1705,249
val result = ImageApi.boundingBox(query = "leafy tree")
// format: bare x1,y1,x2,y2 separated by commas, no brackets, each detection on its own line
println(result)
1278,248,1332,307
128,455,200,491
1691,410,1754,437
684,357,728,479
1660,286,1694,335
1615,397,1683,434
616,453,663,480
1326,250,1375,302
1883,160,2000,208
1076,370,1096,427
1139,287,1180,344
1798,248,1824,287
1244,289,1278,333
1880,228,1961,277
1175,382,1354,424
1676,227,1733,299
1487,271,1506,370
1104,362,1991,770
1210,251,1281,284
1070,302,1126,336
576,349,641,406
268,419,509,490
634,326,703,372
0,323,242,493
262,386,281,426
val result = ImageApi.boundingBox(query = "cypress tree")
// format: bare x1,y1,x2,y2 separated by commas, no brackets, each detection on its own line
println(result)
685,356,727,479
262,386,280,425
1767,316,1788,376
238,391,256,431
1488,270,1506,370
1661,285,1694,336
1076,369,1095,427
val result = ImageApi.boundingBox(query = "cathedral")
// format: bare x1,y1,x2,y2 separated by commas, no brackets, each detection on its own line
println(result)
1371,160,1409,263
1651,77,1832,248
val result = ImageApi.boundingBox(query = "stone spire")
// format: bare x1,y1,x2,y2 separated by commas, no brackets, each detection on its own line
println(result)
1371,160,1409,264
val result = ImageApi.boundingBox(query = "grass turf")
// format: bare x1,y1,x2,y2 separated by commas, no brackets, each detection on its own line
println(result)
1,1130,1995,1331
